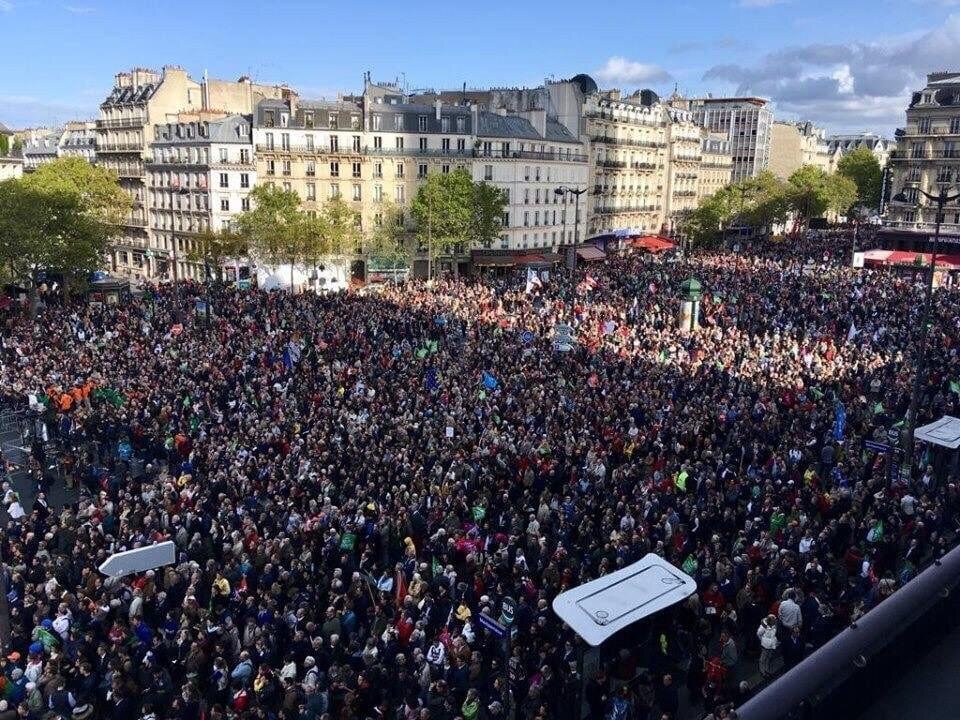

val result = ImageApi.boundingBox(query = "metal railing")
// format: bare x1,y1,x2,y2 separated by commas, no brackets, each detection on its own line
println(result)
255,145,587,162
590,135,666,149
97,143,142,153
96,117,146,129
595,204,659,214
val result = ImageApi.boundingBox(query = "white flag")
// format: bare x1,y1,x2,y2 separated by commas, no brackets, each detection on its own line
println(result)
847,322,858,343
525,268,542,294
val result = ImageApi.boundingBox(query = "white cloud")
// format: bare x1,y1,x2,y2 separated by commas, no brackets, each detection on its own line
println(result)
702,13,960,134
738,0,788,7
0,1,14,11
594,57,671,87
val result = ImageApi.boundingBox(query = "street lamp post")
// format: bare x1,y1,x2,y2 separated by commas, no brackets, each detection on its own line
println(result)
169,187,191,312
555,185,587,270
893,186,960,477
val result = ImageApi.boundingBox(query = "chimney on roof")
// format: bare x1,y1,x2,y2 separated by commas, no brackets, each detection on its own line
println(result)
435,99,442,121
471,104,479,136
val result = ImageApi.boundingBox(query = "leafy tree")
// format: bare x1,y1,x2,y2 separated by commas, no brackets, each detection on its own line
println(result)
235,184,307,290
0,179,111,309
0,134,8,157
321,195,362,257
680,190,734,248
368,202,409,270
743,171,790,231
471,181,508,248
786,165,831,232
185,227,248,281
411,169,475,264
825,173,859,218
837,147,883,211
22,156,130,226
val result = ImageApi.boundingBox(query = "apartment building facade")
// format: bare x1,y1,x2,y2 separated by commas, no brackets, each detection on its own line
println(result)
768,120,831,179
144,114,255,280
58,121,98,163
885,72,960,238
686,96,772,183
21,132,59,171
827,132,894,169
97,66,286,279
584,90,669,237
664,106,703,230
698,131,733,200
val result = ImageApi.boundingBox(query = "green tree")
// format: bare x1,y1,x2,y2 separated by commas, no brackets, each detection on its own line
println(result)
825,172,859,218
368,202,409,271
742,171,790,231
321,195,362,257
471,181,508,248
786,165,831,232
411,169,475,270
0,180,111,310
22,156,130,226
185,227,248,281
235,184,307,290
680,190,734,248
0,134,8,157
837,147,883,211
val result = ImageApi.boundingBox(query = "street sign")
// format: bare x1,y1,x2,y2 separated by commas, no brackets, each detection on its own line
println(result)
520,330,534,344
98,541,176,578
477,612,507,638
864,440,893,454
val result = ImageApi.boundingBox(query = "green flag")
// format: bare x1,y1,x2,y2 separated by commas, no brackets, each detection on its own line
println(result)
950,380,960,395
428,340,439,354
874,402,884,414
416,348,428,359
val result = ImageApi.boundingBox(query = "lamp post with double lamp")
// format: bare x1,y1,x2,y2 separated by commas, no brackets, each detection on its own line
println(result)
554,185,587,271
891,185,960,478
168,186,192,313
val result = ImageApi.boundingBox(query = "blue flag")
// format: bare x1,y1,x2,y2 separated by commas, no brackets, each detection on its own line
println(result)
833,401,846,441
482,371,499,391
425,367,439,391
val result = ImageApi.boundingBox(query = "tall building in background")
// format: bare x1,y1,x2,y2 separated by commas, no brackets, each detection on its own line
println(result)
20,130,59,171
97,66,287,279
885,72,960,239
145,113,255,280
57,121,98,163
584,89,669,237
698,131,733,201
768,120,831,178
683,96,772,183
664,105,703,232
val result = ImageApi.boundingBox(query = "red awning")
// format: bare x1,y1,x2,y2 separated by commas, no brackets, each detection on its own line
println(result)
884,251,960,268
630,235,675,252
576,246,607,261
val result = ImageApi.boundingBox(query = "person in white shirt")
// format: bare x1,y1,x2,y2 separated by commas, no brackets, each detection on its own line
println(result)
778,590,802,632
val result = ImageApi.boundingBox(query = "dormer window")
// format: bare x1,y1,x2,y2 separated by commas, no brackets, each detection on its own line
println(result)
305,112,314,128
329,114,338,129
280,112,289,128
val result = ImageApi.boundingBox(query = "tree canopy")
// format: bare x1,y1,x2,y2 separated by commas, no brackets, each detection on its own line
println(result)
837,147,883,212
22,157,130,226
411,169,507,257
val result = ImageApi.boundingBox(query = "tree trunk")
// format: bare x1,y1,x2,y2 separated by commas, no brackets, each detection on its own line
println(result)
62,274,72,305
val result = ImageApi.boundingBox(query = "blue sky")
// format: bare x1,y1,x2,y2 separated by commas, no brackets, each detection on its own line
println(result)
2,0,960,135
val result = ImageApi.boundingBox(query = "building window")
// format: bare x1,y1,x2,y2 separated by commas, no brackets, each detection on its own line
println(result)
395,186,405,203
330,162,339,177
241,197,250,211
524,211,529,226
265,132,274,150
502,212,509,227
396,163,405,178
306,161,316,177
219,148,228,162
373,115,382,131
220,197,229,211
306,183,316,200
418,164,428,179
419,137,428,151
951,117,960,135
524,165,530,181
351,115,360,129
396,137,404,150
330,136,339,152
282,160,291,176
481,141,492,156
484,165,493,180
281,133,290,150
264,111,275,128
393,115,403,131
457,117,466,133
535,189,540,204
374,136,382,150
419,115,428,132
283,182,291,192
267,160,275,175
353,135,361,152
240,149,250,164
535,166,541,181
524,189,530,204
240,173,249,188
329,114,338,129
219,173,228,188
442,165,450,174
457,139,466,152
352,162,361,178
373,184,383,202
305,112,314,129
353,183,361,201
534,211,539,226
330,183,340,199
306,135,315,151
441,117,450,133
442,138,451,152
374,162,383,178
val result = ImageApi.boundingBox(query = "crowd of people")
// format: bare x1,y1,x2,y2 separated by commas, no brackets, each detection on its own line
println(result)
0,235,958,720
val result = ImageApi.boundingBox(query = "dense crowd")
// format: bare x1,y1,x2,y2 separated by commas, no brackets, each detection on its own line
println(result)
1,236,959,720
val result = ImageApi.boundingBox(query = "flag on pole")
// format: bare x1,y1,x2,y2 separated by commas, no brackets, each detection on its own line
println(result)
847,322,858,343
425,367,440,391
525,267,542,294
482,372,499,391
